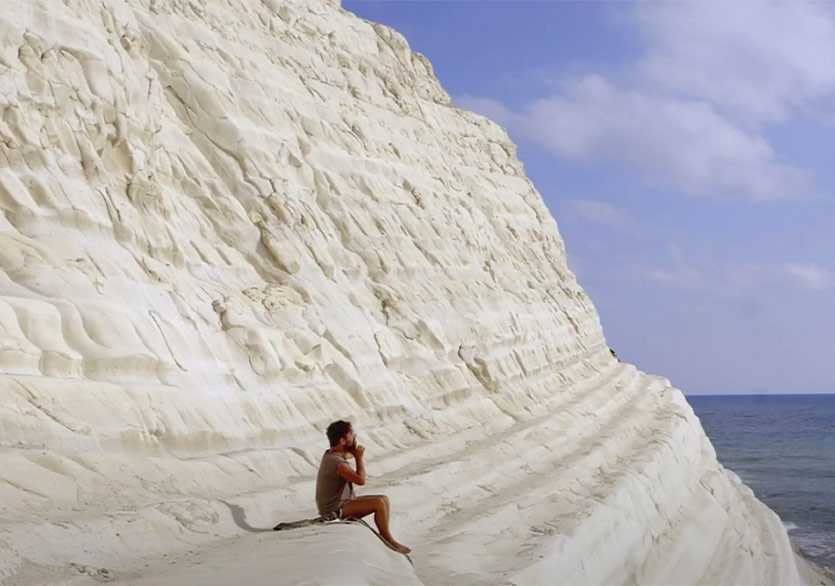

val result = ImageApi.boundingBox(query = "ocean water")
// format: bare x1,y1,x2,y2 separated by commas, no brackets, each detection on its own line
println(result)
688,394,835,572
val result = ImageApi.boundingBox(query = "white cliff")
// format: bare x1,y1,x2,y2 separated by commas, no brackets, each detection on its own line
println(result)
0,0,829,584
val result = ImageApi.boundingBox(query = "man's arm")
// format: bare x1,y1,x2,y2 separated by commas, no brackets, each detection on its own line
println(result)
337,445,366,485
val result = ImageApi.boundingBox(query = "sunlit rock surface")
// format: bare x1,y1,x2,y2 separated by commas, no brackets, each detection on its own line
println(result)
0,1,829,584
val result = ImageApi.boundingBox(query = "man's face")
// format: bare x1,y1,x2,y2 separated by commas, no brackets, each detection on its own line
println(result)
342,429,356,450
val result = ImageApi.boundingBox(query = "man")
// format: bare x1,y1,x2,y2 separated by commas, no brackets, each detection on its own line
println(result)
316,420,411,554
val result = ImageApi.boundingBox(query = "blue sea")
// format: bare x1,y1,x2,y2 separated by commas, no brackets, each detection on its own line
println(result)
688,394,835,572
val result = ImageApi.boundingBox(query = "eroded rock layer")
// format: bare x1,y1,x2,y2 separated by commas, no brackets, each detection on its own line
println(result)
0,1,824,584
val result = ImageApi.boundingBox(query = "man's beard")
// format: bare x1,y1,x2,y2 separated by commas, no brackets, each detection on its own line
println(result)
346,439,357,451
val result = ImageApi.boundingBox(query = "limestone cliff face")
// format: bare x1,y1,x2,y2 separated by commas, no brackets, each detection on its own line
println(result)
0,1,820,584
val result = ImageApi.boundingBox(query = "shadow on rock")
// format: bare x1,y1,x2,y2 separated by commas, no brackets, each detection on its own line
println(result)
220,500,273,533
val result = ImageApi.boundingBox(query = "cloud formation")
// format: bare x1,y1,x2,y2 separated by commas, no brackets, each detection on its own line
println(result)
781,262,835,291
636,2,835,123
564,197,637,232
646,257,835,296
455,96,513,127
517,76,810,199
455,1,832,201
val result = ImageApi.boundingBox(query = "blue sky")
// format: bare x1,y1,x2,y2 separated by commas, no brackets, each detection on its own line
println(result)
343,1,835,395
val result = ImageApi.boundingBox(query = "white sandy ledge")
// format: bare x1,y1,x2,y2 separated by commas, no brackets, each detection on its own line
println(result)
6,524,418,586
1,368,833,585
8,521,829,586
120,524,420,586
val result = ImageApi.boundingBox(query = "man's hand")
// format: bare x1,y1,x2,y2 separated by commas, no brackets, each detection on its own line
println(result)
338,444,366,485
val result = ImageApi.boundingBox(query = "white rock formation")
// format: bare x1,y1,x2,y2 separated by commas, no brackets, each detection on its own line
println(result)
0,0,829,584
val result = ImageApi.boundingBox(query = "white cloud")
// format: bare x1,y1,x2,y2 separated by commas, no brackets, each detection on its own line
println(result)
781,262,835,291
454,95,514,127
647,257,835,296
646,266,706,292
564,198,637,232
636,2,835,123
455,2,834,201
502,75,811,199
645,260,764,297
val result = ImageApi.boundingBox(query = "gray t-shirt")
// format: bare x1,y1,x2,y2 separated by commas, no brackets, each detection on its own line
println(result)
315,450,355,516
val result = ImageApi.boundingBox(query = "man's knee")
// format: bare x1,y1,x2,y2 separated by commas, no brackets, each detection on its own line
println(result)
364,496,388,514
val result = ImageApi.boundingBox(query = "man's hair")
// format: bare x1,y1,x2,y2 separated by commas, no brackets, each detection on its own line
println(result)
326,420,352,446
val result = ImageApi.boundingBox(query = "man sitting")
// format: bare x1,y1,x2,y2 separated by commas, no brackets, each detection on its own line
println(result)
316,420,411,554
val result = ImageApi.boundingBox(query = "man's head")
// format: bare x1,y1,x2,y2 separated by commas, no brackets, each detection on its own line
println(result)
326,420,356,449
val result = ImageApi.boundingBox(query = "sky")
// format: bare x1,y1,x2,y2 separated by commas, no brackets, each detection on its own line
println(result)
343,1,835,396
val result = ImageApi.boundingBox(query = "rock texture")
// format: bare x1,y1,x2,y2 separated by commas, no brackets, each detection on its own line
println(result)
0,0,827,584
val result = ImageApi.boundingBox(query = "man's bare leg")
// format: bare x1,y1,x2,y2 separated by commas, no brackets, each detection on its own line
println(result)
341,495,411,554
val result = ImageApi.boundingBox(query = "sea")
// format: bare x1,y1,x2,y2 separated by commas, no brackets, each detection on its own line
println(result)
688,394,835,572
